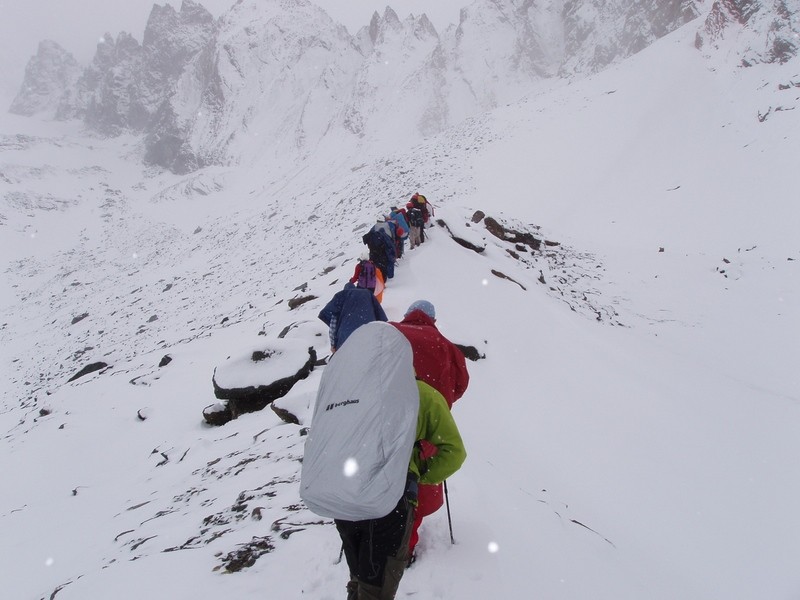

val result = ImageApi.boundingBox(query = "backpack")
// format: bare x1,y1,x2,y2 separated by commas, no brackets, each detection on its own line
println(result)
407,207,424,227
357,260,377,290
300,322,419,521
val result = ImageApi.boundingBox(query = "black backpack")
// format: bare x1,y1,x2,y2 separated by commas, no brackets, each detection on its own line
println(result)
407,207,424,227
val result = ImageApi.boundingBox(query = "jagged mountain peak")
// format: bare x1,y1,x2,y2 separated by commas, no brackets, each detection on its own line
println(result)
414,13,439,39
143,0,215,48
10,0,739,174
8,40,81,118
222,0,338,26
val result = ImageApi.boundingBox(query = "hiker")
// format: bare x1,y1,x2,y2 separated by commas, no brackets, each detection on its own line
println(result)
301,322,466,600
391,300,470,560
349,254,385,303
318,282,387,353
388,207,409,259
362,220,396,279
408,193,430,243
405,203,424,250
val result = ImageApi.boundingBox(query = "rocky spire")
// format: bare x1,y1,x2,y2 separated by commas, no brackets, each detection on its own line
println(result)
9,40,81,117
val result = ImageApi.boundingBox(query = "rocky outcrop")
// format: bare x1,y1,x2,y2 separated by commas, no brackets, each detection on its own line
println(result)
67,361,110,382
65,32,144,134
52,1,214,137
696,0,799,64
9,40,81,117
207,342,316,425
561,0,700,74
484,216,543,251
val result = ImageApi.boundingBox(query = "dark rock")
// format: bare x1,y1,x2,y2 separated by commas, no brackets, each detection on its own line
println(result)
158,355,172,367
484,216,541,251
452,236,485,253
252,350,272,361
491,269,527,290
270,403,299,425
218,536,275,573
71,313,89,325
68,361,109,382
288,295,317,310
471,210,485,223
203,403,233,426
39,407,52,417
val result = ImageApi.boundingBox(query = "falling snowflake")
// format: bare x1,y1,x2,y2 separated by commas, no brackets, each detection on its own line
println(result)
343,457,358,477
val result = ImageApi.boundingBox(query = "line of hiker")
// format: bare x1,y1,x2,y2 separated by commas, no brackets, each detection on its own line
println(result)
305,194,472,599
357,192,432,297
319,193,433,354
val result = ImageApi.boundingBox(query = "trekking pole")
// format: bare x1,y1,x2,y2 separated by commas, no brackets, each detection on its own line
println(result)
444,480,455,544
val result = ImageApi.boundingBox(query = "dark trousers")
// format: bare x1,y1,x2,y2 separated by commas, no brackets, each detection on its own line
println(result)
335,497,414,600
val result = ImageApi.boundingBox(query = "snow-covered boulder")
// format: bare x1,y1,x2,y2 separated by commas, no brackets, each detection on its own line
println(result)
209,339,316,424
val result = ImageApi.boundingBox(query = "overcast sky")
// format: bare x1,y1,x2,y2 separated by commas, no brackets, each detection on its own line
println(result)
0,0,467,104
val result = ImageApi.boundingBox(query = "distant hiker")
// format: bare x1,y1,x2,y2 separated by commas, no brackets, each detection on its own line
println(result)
388,207,409,259
362,220,396,279
318,282,387,353
408,193,430,243
405,204,424,250
349,254,385,303
391,300,470,560
301,322,466,600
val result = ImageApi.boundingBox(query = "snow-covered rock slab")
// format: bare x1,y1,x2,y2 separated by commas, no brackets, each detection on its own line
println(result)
209,339,316,424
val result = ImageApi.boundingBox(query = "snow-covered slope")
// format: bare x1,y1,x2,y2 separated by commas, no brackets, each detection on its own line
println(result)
2,6,800,600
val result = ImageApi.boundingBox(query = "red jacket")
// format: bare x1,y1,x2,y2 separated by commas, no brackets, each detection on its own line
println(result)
393,309,469,522
391,310,469,408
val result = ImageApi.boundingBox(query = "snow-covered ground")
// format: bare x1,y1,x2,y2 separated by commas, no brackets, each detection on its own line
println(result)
2,21,799,600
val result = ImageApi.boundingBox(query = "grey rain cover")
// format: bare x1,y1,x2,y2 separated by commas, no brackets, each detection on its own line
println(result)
300,321,419,521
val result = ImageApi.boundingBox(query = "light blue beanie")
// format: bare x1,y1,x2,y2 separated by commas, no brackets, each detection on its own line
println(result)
406,300,435,320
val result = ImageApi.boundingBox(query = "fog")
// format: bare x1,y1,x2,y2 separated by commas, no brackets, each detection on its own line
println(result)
0,0,465,105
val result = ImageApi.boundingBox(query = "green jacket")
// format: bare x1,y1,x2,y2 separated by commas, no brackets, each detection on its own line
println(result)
409,380,466,484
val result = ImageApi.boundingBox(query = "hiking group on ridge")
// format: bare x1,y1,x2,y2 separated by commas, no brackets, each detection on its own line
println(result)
304,193,471,599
